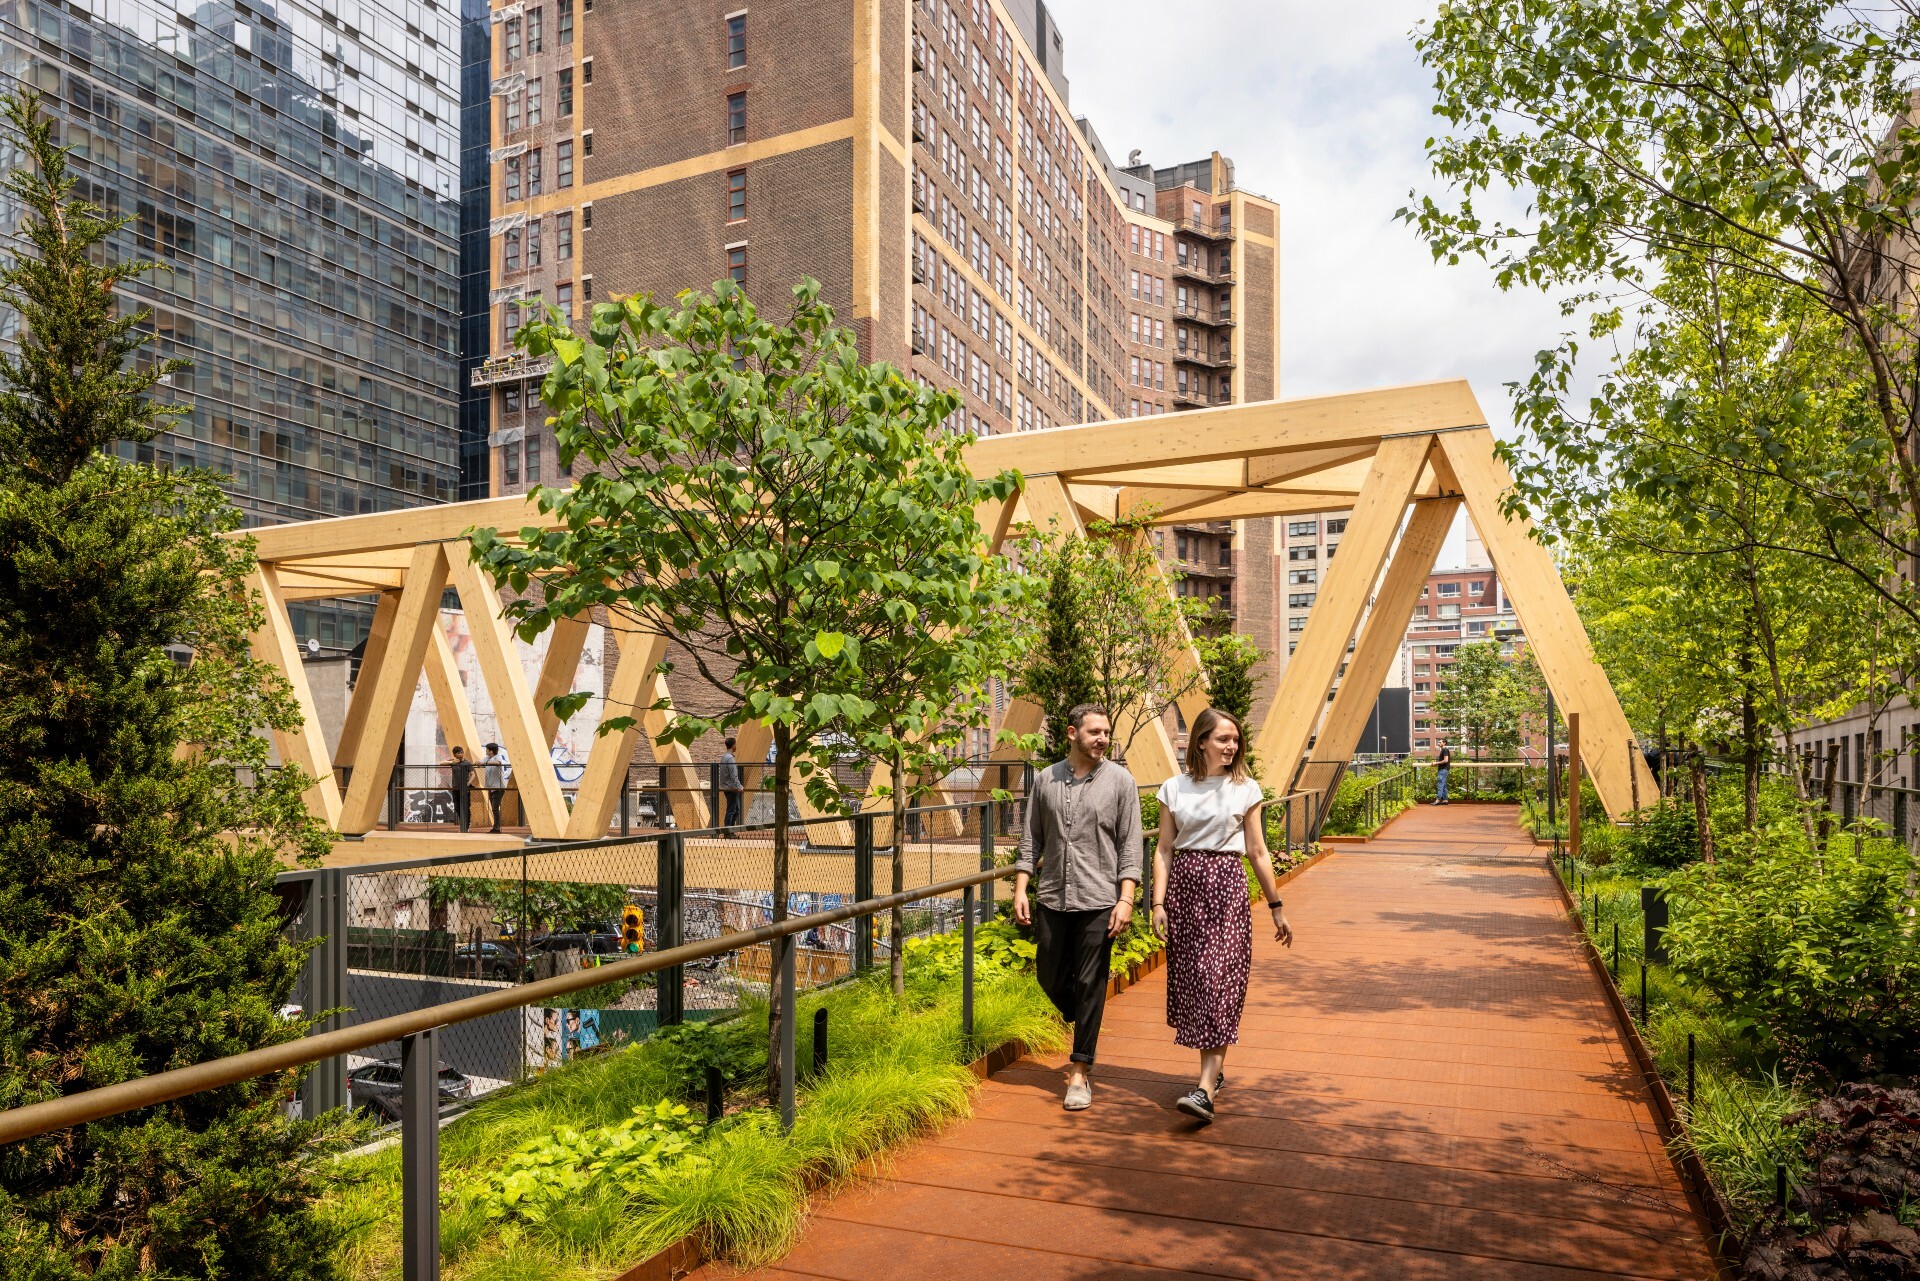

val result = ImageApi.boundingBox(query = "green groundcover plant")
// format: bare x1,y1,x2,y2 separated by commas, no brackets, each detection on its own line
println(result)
327,968,1066,1279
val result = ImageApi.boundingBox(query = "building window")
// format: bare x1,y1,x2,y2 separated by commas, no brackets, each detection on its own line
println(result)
1470,580,1486,595
1218,538,1230,566
528,5,544,51
1438,582,1461,597
557,212,573,259
559,68,574,115
505,156,522,201
727,12,746,67
505,87,521,132
527,218,542,267
728,92,747,144
583,131,594,156
527,149,543,196
582,57,593,83
728,245,747,283
727,169,746,221
503,227,521,271
556,282,573,319
559,0,573,42
1289,592,1316,609
504,437,520,484
526,435,542,483
526,78,543,126
1288,616,1307,632
504,16,522,60
1288,569,1315,585
1326,517,1348,535
1288,546,1316,561
557,141,573,188
504,384,522,414
1287,520,1318,537
582,204,592,229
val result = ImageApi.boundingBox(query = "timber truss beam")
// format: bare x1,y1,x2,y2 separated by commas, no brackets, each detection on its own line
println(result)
233,379,1653,839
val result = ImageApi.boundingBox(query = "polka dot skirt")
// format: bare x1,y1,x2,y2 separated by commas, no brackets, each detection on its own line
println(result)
1164,850,1253,1050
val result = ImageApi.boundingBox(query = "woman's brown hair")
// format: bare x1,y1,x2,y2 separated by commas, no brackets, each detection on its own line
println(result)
1185,707,1250,783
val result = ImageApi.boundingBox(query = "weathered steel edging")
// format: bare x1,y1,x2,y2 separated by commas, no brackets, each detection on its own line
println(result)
1546,858,1739,1278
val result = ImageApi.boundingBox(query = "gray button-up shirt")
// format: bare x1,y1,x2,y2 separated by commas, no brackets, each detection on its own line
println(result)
1015,758,1143,912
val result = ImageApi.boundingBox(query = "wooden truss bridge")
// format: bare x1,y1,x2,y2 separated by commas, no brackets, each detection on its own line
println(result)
237,379,1654,853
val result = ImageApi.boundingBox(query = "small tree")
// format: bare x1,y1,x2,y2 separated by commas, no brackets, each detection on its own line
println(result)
1191,612,1261,725
1012,517,1204,764
471,278,1018,1096
1022,559,1097,757
0,92,341,1278
836,536,1027,997
1428,640,1529,760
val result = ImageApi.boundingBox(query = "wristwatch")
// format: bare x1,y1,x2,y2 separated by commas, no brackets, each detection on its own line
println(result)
1266,898,1285,910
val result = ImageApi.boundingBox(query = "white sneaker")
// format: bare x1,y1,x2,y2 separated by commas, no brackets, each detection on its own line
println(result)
1064,1078,1093,1110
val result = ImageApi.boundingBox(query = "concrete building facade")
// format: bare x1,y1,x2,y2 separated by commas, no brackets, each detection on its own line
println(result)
476,0,1285,708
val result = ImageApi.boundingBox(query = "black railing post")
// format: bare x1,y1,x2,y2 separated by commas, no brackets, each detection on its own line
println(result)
978,801,995,912
778,935,796,1133
852,814,875,973
619,768,631,837
812,1007,828,1076
401,1027,440,1281
388,763,403,830
962,883,976,1049
298,866,349,1118
657,833,685,1027
708,763,721,832
1898,790,1909,846
657,764,669,826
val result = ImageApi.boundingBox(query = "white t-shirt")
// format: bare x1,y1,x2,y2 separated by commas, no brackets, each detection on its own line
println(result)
1156,773,1266,853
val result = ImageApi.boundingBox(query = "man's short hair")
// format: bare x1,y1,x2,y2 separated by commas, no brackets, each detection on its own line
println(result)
1066,703,1110,730
485,742,500,753
724,736,737,747
452,746,466,756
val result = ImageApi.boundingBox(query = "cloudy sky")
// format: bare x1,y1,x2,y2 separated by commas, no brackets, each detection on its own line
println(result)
1046,0,1575,560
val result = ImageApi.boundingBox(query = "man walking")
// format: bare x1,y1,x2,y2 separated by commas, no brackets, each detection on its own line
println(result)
1014,704,1141,1111
483,742,511,833
718,736,744,835
1434,739,1452,805
447,745,474,832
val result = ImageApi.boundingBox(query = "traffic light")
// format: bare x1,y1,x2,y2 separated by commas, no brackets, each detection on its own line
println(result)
622,904,644,954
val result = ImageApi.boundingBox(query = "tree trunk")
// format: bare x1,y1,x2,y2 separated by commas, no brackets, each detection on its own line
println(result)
890,745,906,997
1817,741,1840,856
766,720,792,1109
1740,670,1759,834
1689,748,1714,864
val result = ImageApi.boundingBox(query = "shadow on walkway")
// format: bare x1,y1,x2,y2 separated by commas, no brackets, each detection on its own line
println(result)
695,804,1717,1281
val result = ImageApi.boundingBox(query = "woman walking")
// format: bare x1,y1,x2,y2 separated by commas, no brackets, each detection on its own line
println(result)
1152,707,1293,1124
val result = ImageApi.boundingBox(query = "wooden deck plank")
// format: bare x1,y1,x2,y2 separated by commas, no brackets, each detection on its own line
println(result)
695,805,1717,1280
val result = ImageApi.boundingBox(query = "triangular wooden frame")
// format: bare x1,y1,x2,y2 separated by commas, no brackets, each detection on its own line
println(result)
238,380,1654,843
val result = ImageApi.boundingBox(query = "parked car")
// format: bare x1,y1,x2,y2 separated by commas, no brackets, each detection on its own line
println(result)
527,932,623,959
347,1059,471,1121
453,940,519,982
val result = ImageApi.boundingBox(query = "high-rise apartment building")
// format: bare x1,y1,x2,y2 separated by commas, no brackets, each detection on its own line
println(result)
478,0,1284,677
2,0,467,644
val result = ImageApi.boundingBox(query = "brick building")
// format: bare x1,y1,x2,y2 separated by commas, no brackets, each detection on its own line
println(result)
473,0,1286,731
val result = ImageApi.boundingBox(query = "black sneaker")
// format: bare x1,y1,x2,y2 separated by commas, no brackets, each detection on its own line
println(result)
1176,1088,1215,1124
1213,1073,1226,1095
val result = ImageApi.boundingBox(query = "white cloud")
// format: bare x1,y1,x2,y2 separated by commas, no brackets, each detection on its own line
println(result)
1045,0,1575,434
1044,0,1582,560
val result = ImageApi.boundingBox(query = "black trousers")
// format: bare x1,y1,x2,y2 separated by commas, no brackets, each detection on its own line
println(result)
453,787,471,831
1033,902,1112,1065
488,789,507,831
723,790,743,827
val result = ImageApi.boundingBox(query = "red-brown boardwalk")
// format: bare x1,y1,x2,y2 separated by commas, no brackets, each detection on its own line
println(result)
701,805,1718,1280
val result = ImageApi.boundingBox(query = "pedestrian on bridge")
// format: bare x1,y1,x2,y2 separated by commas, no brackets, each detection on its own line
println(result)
1151,707,1293,1125
1014,703,1142,1112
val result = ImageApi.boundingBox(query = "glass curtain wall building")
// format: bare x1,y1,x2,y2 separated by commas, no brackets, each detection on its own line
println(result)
0,0,465,641
455,0,487,497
